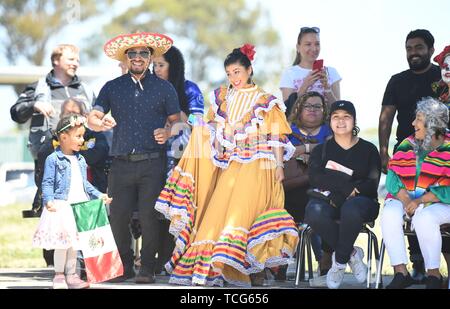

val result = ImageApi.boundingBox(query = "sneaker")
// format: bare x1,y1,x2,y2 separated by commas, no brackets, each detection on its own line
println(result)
348,246,367,283
52,274,68,289
107,267,135,283
385,272,414,289
66,273,90,289
411,260,426,283
135,267,155,284
425,275,443,289
326,253,346,289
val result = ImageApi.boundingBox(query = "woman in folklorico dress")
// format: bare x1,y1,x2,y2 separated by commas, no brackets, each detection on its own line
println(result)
155,44,298,287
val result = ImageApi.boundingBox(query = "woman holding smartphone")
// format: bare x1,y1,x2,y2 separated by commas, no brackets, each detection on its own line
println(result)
279,26,341,111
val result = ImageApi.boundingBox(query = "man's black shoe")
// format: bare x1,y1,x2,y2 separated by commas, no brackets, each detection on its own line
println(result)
411,261,426,283
425,275,443,289
107,268,135,283
135,268,155,284
386,272,415,289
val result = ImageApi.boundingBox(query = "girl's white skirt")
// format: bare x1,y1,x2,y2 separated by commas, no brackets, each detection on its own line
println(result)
32,200,80,250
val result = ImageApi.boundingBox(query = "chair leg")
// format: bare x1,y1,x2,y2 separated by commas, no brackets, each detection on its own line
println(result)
375,240,385,289
366,232,373,288
294,226,309,286
305,228,314,280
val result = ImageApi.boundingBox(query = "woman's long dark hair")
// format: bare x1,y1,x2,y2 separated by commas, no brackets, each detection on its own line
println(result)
160,46,189,115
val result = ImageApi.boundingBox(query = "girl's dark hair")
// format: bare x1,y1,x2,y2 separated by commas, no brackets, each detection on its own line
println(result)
288,91,327,127
160,46,189,115
224,48,253,84
292,28,320,66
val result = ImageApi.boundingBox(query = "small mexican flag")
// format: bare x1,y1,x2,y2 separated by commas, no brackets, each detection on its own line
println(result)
72,199,123,283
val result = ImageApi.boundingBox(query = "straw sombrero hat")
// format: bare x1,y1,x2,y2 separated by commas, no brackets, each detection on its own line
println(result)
104,32,173,62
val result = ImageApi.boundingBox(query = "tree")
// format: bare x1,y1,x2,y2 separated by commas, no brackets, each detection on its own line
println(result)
0,0,113,66
91,0,281,88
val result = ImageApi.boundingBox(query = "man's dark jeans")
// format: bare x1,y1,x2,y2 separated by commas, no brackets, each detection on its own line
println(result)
305,196,379,264
108,154,166,273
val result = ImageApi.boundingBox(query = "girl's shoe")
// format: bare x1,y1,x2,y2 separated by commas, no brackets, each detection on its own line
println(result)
66,273,90,289
53,274,68,289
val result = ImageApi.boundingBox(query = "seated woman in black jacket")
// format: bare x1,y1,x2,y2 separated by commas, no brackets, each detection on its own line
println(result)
304,100,381,289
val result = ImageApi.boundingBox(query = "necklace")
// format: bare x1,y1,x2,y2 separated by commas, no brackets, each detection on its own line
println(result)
299,126,321,137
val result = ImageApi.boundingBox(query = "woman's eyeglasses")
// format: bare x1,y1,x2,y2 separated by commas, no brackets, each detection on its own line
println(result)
303,104,323,111
127,50,151,59
300,27,320,34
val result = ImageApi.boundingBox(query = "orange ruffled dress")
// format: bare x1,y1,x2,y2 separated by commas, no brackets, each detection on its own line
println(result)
155,85,298,287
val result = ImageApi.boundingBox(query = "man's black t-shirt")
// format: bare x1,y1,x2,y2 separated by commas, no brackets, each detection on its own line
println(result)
381,64,441,148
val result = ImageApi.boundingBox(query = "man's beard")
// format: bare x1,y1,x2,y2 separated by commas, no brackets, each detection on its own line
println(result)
130,67,146,75
408,54,431,71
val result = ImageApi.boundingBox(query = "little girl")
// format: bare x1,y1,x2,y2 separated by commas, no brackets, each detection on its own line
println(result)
32,114,112,289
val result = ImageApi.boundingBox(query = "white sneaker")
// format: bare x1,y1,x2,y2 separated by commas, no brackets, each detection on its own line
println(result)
326,253,346,289
348,246,367,283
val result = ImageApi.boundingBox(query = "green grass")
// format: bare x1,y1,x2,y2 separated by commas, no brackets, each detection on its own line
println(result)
0,203,46,268
0,203,447,277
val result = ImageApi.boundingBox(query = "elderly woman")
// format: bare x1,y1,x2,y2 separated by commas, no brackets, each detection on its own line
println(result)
381,97,450,289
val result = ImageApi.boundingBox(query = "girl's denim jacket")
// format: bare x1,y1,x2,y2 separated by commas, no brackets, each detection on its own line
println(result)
42,147,102,207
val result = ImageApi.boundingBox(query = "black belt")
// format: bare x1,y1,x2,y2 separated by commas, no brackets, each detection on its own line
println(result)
115,152,163,162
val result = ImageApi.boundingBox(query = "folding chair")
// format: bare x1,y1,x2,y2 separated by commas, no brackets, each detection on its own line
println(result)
294,221,380,288
375,223,450,289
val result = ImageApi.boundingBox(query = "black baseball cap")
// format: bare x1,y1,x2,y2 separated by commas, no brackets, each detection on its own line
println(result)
329,100,356,120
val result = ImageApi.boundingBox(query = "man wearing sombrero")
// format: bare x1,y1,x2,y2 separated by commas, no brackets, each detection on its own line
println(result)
88,32,181,284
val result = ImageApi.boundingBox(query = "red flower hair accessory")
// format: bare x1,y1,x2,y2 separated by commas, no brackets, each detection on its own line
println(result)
240,43,256,62
434,45,450,68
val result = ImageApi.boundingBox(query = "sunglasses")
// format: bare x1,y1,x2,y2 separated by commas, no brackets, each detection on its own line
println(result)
126,50,151,59
300,27,320,34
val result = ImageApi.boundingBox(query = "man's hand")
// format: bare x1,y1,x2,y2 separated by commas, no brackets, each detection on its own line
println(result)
154,128,170,144
34,101,55,118
380,152,391,174
101,114,116,130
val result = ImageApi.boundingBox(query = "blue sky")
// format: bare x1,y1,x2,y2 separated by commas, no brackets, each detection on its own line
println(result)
1,0,449,134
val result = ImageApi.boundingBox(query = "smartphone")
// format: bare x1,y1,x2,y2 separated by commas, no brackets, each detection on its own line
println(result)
313,59,324,71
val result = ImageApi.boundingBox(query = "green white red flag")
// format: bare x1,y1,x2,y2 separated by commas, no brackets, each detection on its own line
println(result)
71,199,123,283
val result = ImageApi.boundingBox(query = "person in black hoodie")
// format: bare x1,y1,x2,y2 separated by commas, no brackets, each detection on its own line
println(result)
304,100,381,289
